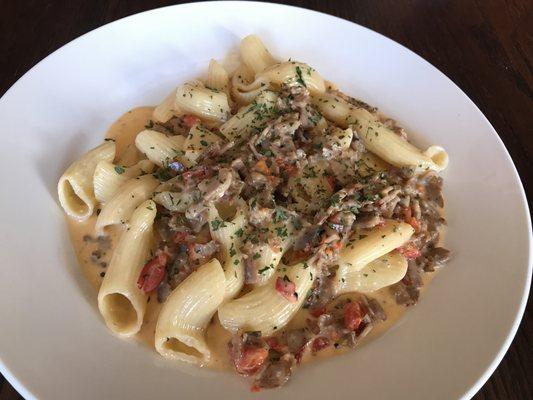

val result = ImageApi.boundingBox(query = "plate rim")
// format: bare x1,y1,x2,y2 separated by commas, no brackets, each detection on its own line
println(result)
0,2,531,399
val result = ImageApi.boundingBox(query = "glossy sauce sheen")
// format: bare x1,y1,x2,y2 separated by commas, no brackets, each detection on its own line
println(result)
67,108,435,372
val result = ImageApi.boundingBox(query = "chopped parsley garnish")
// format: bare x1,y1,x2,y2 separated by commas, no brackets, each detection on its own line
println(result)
114,165,125,174
330,193,341,206
210,219,227,231
258,266,271,274
273,208,287,223
295,65,306,87
229,243,237,257
275,226,288,238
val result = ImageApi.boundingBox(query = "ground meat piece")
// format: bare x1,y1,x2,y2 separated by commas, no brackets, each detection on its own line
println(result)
283,328,312,353
293,226,323,252
353,213,383,229
248,205,273,227
188,241,219,265
362,296,387,322
157,280,171,303
419,171,444,207
403,260,423,288
254,354,294,389
305,275,335,309
350,130,366,159
419,247,451,272
198,168,233,202
390,282,419,306
155,216,174,242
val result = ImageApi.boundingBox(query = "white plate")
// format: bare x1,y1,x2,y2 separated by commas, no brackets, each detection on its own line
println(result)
0,2,530,399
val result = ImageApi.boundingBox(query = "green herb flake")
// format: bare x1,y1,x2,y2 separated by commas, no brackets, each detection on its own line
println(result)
210,219,227,231
295,65,307,87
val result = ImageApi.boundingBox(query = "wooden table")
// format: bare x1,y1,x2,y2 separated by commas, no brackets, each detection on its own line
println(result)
0,1,531,399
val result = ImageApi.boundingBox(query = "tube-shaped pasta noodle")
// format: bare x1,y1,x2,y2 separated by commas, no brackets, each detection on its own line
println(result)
334,251,408,295
135,130,185,167
153,89,178,123
328,127,353,150
97,200,156,336
219,90,278,142
174,83,230,123
117,143,142,167
155,258,225,365
206,59,229,91
93,160,154,204
298,162,334,205
258,62,325,94
358,151,389,176
95,174,159,234
313,93,449,172
218,261,314,336
338,220,414,272
207,202,246,299
153,190,195,212
230,64,262,104
58,141,115,221
240,34,277,74
231,62,325,103
248,214,299,286
182,124,223,166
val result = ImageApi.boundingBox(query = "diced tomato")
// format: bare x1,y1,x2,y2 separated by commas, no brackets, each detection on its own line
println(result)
182,114,201,128
344,301,364,331
311,337,330,353
326,175,336,190
397,243,421,259
265,337,287,353
406,216,421,232
137,253,169,293
234,346,269,376
275,276,298,303
310,306,327,318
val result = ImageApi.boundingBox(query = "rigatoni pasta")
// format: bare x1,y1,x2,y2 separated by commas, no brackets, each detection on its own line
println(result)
58,34,451,392
135,129,185,167
93,159,154,204
174,82,230,122
58,141,115,220
95,174,158,234
97,200,156,336
155,258,225,365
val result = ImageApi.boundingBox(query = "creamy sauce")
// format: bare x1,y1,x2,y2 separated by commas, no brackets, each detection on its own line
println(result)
66,107,439,373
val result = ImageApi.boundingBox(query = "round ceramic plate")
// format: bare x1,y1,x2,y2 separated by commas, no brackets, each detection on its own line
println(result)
0,2,530,399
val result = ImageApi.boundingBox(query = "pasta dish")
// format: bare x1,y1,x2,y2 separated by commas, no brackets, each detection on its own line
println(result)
57,35,450,390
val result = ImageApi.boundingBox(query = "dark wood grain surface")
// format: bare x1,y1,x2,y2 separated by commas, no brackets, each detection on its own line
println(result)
0,1,531,399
